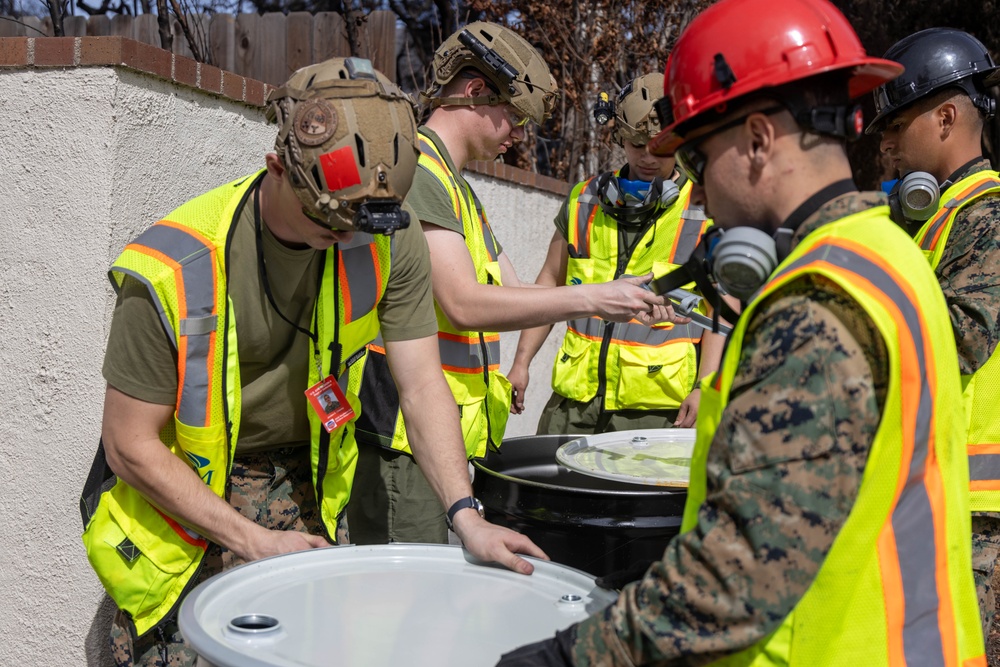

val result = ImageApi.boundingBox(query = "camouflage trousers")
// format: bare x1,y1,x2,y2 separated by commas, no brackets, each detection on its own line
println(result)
109,446,347,667
973,513,1000,643
536,391,680,436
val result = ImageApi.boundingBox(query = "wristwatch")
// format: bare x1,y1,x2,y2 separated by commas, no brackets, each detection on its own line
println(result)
446,496,485,531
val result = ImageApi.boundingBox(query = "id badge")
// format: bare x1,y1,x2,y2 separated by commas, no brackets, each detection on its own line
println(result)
306,376,356,433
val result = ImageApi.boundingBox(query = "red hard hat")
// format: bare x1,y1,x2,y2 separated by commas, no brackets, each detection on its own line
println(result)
648,0,903,156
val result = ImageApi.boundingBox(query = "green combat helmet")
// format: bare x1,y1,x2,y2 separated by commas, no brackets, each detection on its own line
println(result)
266,57,420,235
422,21,558,126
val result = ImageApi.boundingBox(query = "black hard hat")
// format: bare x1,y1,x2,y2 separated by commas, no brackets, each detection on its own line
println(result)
865,28,1000,135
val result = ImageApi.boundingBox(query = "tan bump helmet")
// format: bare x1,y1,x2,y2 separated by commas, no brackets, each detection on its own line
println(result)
266,57,419,231
422,21,557,125
613,72,665,146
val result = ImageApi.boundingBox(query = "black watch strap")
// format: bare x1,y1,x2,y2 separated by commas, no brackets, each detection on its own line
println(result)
446,496,484,531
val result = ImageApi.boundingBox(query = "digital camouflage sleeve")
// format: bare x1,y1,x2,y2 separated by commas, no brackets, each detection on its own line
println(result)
935,158,1000,377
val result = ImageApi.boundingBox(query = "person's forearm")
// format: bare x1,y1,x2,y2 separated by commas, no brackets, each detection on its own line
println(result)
102,388,262,555
439,282,601,331
697,328,726,380
398,374,475,510
512,322,554,373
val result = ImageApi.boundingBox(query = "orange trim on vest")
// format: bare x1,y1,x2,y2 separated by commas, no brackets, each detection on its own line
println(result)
154,507,208,549
338,248,352,323
665,190,694,261
769,236,958,666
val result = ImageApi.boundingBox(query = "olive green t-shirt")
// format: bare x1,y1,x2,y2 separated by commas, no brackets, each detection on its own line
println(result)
405,127,503,254
102,190,437,454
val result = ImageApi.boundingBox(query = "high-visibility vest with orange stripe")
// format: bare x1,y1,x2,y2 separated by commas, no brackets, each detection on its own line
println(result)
81,171,391,637
352,131,511,459
682,206,984,666
552,174,710,410
914,169,1000,513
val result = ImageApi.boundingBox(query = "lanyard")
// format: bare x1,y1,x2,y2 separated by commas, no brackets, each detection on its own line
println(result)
252,183,341,379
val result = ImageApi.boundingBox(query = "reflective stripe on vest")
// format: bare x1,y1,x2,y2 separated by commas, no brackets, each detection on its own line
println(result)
566,316,701,346
339,231,384,322
914,169,1000,510
120,222,219,428
439,331,501,374
917,173,1000,259
683,207,982,666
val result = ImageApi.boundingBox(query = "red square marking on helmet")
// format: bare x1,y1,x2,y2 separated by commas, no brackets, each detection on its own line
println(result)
319,146,362,192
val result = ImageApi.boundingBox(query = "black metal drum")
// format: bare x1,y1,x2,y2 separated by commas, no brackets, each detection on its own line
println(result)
472,433,688,578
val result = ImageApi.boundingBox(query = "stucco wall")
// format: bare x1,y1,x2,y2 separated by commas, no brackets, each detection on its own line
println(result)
465,172,566,438
0,64,563,665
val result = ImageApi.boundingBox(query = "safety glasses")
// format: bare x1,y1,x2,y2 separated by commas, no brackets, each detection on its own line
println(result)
503,104,531,128
674,106,785,185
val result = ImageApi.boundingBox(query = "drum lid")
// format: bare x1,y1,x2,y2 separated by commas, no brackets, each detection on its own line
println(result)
556,428,696,487
178,544,616,667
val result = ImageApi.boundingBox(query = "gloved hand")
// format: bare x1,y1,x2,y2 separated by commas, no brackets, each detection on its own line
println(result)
496,625,577,666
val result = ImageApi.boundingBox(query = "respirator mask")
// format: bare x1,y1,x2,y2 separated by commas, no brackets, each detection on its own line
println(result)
886,171,943,231
596,173,680,226
650,225,781,331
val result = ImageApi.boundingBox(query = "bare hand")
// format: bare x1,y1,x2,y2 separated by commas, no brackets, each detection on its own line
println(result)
585,273,666,323
635,301,693,326
452,512,549,575
240,525,331,562
508,363,529,414
675,387,700,427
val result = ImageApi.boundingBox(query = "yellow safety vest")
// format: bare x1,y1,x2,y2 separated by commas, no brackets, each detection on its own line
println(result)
80,171,391,637
352,131,511,459
683,206,983,666
552,174,710,410
914,169,1000,512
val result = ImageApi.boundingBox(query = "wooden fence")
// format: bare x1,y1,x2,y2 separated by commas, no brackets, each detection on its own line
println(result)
0,10,398,85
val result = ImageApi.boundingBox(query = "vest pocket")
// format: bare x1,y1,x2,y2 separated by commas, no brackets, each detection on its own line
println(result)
82,485,204,629
173,420,229,497
615,343,695,409
552,334,594,402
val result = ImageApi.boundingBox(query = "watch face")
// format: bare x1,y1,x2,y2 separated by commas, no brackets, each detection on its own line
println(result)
473,498,485,518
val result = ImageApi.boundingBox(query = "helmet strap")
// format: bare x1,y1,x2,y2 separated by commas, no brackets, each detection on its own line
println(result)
793,104,865,141
422,93,505,109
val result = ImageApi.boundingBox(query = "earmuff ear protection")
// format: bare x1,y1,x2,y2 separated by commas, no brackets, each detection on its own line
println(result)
887,171,940,228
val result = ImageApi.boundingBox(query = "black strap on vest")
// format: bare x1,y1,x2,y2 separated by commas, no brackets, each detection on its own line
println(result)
650,228,741,330
80,438,117,528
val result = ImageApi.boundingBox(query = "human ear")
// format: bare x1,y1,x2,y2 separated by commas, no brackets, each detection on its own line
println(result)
937,101,957,139
746,112,775,167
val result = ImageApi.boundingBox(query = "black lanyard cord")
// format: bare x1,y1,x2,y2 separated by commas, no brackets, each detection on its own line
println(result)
253,183,341,376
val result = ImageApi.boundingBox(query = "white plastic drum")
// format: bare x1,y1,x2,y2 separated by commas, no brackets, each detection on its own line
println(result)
556,428,696,487
179,543,617,667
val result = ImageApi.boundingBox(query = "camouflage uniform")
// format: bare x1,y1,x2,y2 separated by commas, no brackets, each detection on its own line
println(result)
571,192,892,665
933,158,1000,643
108,447,347,667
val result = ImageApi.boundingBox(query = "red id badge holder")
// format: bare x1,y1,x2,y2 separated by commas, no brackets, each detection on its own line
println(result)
306,376,356,433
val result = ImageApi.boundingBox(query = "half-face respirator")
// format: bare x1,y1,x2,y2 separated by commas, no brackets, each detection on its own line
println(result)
650,225,781,332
